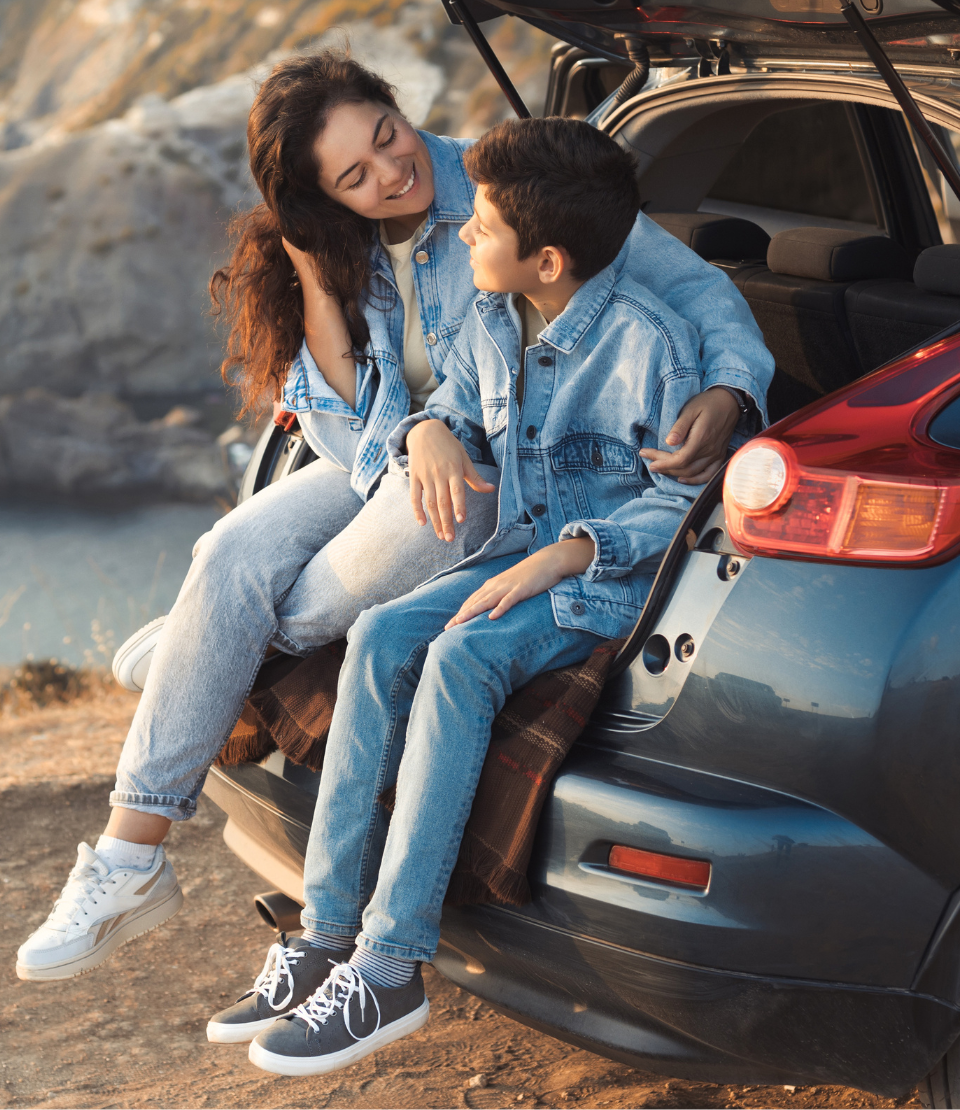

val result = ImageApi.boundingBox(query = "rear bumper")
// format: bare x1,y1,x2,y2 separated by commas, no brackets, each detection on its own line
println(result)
436,902,960,1098
204,760,960,1097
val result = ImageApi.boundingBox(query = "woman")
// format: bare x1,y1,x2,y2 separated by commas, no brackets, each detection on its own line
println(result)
16,52,773,984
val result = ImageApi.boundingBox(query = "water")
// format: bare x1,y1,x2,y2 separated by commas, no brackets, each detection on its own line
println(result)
0,501,222,668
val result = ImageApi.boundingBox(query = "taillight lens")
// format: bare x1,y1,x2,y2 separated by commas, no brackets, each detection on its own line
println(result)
724,334,960,566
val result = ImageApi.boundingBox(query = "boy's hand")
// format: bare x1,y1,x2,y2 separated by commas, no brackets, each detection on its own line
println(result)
639,387,741,485
406,419,496,541
445,538,595,628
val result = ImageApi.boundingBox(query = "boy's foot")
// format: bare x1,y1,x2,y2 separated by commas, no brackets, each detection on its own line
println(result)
248,962,429,1076
16,843,182,981
206,935,354,1044
112,616,166,692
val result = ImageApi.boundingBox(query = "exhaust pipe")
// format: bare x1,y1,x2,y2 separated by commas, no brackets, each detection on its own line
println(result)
254,890,303,932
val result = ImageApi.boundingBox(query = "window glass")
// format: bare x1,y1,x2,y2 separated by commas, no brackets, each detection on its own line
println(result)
707,102,878,226
908,124,960,244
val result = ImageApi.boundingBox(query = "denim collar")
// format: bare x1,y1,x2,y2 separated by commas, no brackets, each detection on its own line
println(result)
370,130,474,286
476,252,623,355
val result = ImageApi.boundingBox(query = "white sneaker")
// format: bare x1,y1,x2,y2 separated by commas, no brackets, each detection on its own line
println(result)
112,616,166,692
16,842,183,981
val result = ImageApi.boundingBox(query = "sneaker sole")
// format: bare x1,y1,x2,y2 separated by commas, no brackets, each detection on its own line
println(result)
247,998,430,1076
207,1013,287,1045
15,884,184,982
112,616,166,693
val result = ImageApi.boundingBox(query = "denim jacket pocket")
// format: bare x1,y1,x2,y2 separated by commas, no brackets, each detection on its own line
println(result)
481,399,509,439
550,433,639,519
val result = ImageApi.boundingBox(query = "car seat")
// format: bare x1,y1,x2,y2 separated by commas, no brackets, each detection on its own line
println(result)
844,243,960,373
733,227,912,422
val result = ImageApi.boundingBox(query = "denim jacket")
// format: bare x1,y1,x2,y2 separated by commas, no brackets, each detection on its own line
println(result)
283,131,773,502
387,263,703,641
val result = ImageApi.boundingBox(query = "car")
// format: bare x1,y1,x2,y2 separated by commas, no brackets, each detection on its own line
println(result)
201,1,960,1103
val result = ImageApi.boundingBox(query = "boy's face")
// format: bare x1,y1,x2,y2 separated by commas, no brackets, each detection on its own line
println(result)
459,185,541,293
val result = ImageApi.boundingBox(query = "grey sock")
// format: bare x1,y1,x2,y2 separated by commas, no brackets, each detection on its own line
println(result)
300,928,352,952
349,946,417,989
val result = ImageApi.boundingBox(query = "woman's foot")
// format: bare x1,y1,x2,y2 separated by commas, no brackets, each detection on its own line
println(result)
112,616,166,692
206,935,355,1044
247,963,429,1076
16,843,182,981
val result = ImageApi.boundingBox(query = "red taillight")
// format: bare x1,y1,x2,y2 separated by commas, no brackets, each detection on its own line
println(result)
724,334,960,566
608,844,711,889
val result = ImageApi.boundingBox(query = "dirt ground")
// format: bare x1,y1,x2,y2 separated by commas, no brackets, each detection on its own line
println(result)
0,690,923,1109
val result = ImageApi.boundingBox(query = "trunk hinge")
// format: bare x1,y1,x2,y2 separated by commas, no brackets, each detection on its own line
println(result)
840,0,960,203
444,0,532,119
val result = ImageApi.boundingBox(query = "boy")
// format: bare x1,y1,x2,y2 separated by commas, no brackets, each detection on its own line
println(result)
211,116,704,1075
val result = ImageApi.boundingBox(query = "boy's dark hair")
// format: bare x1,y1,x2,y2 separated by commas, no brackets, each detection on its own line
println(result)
463,116,640,280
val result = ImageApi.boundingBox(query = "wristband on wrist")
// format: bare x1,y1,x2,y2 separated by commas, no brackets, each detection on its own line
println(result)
710,384,751,419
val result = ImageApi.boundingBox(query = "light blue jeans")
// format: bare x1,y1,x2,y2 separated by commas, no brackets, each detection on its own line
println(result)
111,457,500,821
301,554,604,963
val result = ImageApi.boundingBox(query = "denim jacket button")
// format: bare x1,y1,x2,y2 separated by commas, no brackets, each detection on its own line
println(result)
415,251,429,264
426,333,438,345
570,601,585,616
592,450,603,466
531,503,546,516
538,356,553,367
526,425,537,440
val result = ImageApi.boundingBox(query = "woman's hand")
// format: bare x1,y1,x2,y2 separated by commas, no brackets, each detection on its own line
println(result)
407,419,496,541
445,538,595,627
639,387,741,485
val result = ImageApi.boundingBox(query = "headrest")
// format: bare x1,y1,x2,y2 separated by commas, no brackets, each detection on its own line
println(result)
648,212,770,262
914,245,960,297
767,226,911,282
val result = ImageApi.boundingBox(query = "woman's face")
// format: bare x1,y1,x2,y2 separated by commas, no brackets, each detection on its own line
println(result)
314,101,435,221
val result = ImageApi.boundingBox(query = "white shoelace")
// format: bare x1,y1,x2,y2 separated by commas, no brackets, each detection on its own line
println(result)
251,941,306,1011
294,962,381,1041
46,844,117,934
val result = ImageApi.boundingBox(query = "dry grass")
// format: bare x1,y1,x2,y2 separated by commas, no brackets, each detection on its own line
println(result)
0,669,135,791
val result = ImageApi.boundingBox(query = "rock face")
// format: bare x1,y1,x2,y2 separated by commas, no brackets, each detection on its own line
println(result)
0,0,553,498
0,390,233,501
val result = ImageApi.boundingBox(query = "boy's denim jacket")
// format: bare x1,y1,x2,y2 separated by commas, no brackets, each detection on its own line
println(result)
282,130,773,502
386,263,703,641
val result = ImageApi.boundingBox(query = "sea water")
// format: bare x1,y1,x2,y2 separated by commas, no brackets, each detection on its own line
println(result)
0,501,222,669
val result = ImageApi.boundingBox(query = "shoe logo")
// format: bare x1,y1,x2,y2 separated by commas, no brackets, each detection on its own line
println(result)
134,862,165,896
95,911,130,944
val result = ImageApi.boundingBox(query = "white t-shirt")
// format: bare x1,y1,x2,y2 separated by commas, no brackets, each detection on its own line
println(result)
380,220,438,413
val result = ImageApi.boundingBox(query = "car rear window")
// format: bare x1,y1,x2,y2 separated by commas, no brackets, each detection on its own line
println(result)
705,102,880,231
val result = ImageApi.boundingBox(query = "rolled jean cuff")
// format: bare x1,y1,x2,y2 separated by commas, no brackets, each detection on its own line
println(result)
300,914,362,939
356,931,434,964
109,790,196,822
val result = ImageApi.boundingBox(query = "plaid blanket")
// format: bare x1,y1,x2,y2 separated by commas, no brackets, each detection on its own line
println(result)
216,636,623,906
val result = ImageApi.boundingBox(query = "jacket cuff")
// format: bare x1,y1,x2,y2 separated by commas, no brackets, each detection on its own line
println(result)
281,341,361,417
386,410,433,463
558,519,633,581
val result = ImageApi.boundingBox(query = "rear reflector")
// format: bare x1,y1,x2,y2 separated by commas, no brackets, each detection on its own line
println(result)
607,845,711,889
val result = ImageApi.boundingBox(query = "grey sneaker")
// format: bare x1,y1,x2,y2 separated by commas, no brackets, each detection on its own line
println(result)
247,962,430,1076
206,935,354,1044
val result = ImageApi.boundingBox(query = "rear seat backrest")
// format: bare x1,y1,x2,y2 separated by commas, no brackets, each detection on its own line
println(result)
844,244,960,373
647,212,770,262
739,227,911,422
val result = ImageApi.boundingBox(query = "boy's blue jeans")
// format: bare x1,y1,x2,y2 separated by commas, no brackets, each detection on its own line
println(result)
301,553,604,963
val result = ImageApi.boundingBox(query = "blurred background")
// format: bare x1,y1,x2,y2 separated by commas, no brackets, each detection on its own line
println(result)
0,0,555,675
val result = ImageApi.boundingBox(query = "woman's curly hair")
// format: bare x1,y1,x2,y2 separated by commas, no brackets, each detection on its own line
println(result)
210,52,397,416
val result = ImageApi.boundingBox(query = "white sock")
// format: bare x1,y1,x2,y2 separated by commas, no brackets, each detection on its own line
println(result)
95,835,158,872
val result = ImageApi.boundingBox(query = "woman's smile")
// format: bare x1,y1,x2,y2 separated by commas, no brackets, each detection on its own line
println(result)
386,164,417,201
